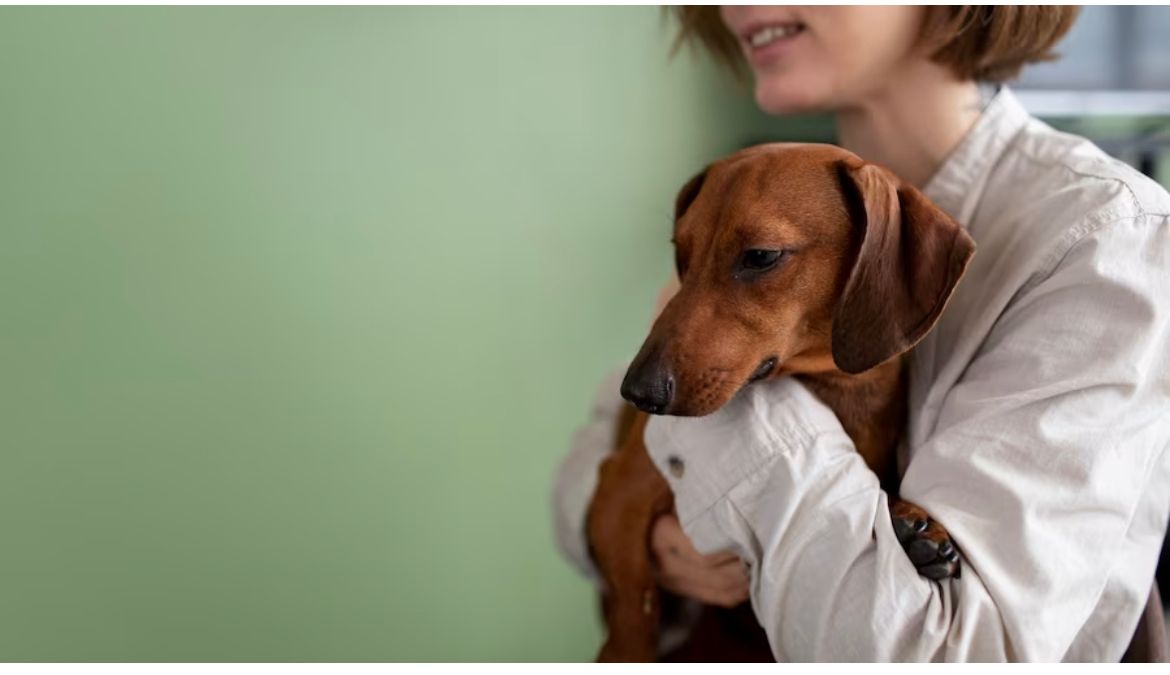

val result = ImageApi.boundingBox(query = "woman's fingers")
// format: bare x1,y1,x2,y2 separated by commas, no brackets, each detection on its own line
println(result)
658,558,750,607
702,550,743,566
649,513,695,561
650,513,738,566
650,513,750,607
660,557,749,594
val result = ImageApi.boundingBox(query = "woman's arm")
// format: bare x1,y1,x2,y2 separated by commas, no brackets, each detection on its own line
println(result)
551,365,627,581
645,216,1170,661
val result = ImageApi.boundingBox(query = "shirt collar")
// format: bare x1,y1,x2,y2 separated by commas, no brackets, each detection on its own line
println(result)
923,85,1032,221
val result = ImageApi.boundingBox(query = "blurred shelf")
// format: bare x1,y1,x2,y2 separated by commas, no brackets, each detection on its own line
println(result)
1016,90,1170,118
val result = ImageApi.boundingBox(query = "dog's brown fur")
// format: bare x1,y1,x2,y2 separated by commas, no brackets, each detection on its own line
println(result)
586,143,976,662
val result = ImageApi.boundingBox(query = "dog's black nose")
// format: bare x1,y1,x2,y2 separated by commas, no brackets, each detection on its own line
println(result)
621,358,675,415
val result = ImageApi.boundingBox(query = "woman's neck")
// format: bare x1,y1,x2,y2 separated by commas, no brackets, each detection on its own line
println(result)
835,62,985,188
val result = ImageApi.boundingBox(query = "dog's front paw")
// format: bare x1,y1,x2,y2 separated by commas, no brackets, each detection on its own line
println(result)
890,500,961,581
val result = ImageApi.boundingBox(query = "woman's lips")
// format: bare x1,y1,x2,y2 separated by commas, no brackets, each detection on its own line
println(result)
739,22,807,66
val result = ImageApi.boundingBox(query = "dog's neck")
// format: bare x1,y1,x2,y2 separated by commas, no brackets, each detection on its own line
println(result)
795,358,908,491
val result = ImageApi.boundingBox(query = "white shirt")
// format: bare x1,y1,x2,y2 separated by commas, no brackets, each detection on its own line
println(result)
551,87,1170,662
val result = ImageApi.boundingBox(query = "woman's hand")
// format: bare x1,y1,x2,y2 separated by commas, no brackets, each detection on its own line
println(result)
650,513,750,607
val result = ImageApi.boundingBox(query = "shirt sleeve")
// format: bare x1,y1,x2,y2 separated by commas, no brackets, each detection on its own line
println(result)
550,365,627,582
643,216,1170,661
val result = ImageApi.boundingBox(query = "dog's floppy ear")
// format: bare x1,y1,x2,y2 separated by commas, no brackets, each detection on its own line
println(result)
674,167,709,223
832,161,976,374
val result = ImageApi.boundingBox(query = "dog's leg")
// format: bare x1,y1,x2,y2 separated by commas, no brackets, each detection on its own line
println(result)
889,499,961,580
587,411,674,662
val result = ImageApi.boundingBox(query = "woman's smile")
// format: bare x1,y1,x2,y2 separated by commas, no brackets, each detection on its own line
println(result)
740,21,807,67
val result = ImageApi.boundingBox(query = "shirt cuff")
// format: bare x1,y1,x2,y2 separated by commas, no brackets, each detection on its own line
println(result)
643,376,846,550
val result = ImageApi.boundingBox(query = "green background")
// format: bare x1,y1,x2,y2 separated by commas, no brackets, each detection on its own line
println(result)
0,7,798,661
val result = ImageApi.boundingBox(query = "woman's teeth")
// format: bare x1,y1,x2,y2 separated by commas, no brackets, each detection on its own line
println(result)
748,24,804,48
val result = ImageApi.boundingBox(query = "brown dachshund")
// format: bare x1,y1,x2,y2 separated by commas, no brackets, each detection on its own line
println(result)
585,143,976,662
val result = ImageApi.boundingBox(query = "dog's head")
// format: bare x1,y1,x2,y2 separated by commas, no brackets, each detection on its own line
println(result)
621,143,975,416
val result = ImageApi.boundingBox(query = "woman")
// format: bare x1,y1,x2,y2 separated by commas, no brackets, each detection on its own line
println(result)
553,6,1170,661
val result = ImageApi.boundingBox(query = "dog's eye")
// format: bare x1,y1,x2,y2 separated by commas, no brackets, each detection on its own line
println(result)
740,248,791,273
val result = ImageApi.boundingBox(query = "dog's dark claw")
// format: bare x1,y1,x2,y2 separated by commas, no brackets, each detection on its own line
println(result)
890,501,962,581
918,562,955,581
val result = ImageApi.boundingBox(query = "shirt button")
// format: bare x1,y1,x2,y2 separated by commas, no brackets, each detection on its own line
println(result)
667,455,685,479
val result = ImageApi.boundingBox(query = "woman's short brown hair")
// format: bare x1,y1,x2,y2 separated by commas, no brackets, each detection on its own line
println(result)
671,6,1081,83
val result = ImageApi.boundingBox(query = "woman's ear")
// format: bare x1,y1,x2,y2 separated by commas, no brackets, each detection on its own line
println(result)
831,161,977,374
674,167,709,223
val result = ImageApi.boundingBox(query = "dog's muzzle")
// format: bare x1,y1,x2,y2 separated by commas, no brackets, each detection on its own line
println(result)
620,355,675,415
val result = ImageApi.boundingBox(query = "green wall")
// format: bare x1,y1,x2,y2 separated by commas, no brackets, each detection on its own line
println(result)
0,7,776,661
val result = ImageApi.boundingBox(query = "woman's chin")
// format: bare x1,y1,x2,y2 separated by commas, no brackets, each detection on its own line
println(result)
753,81,831,115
